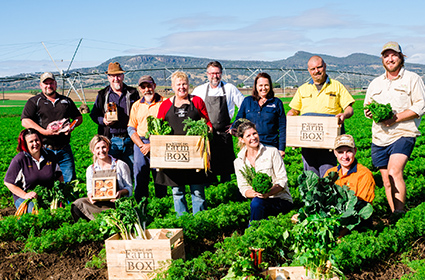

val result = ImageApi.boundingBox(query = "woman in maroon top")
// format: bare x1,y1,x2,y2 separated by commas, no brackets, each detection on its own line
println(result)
4,129,63,213
156,71,213,216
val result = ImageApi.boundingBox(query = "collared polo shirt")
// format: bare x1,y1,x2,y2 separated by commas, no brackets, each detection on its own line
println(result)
325,160,375,203
128,93,164,137
21,93,81,146
289,76,355,115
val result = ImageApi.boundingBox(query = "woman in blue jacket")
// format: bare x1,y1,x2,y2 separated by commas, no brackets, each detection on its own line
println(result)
234,72,286,157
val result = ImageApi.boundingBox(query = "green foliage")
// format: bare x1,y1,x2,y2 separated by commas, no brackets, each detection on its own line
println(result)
145,115,172,138
364,100,394,123
34,180,83,210
85,247,107,269
183,117,210,138
297,171,373,230
240,164,273,194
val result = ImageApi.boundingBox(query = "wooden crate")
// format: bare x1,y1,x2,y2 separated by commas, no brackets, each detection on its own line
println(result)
150,135,204,169
105,228,185,280
286,116,341,149
265,266,340,280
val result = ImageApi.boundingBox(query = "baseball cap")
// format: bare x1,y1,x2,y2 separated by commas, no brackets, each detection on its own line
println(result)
40,72,55,83
138,75,155,85
381,41,403,55
334,134,355,150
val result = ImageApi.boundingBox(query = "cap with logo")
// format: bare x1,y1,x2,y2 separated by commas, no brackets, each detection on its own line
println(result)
334,134,355,150
40,72,55,83
381,41,403,55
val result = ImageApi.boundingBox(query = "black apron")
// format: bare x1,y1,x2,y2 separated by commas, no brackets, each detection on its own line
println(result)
155,95,210,186
205,83,235,176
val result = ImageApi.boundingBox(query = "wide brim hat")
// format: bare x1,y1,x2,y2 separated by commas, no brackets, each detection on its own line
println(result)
105,62,125,74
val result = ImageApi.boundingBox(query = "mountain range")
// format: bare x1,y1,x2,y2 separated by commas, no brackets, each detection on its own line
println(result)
4,51,425,91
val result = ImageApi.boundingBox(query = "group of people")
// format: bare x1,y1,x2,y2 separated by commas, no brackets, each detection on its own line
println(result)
4,41,425,224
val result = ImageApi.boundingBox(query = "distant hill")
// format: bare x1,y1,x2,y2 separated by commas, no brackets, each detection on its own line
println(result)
3,51,425,91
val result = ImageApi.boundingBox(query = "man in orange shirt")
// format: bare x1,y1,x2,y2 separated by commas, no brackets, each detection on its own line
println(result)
128,75,166,202
325,134,375,203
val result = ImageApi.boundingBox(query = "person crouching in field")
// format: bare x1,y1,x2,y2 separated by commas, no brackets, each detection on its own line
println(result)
325,134,375,229
71,135,132,222
234,121,293,222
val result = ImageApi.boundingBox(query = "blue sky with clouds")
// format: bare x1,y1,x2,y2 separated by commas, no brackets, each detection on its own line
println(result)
1,0,425,76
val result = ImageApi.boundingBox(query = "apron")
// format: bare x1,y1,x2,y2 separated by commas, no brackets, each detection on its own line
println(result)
73,167,117,220
156,95,210,186
205,83,236,176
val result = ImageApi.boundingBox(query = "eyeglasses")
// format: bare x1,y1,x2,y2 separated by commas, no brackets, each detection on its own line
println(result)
207,72,222,76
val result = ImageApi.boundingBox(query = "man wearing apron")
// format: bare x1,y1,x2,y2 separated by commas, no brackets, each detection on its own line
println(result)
192,61,245,182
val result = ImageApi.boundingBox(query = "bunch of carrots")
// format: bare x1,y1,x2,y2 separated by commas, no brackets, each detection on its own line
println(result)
15,198,39,217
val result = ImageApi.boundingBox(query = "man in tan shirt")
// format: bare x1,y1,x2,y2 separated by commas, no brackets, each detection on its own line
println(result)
364,41,425,218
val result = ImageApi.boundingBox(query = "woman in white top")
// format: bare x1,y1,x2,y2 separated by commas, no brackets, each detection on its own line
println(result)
71,135,132,221
234,121,293,222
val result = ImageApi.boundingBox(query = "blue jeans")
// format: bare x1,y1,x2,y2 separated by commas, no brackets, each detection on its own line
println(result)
45,144,76,182
15,198,34,213
133,138,167,202
172,184,207,216
250,197,293,221
109,136,134,180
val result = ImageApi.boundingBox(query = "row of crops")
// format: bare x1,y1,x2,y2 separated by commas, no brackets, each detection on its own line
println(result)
1,98,425,279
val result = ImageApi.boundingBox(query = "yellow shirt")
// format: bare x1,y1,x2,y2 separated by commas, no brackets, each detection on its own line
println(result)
325,162,375,203
289,77,355,115
128,94,164,137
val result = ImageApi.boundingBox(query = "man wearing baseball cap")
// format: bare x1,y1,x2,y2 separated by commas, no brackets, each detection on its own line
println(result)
21,72,83,182
90,62,139,177
325,134,375,204
364,41,425,218
127,75,166,202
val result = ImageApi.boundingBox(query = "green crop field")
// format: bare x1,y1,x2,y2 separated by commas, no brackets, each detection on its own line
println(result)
1,100,425,279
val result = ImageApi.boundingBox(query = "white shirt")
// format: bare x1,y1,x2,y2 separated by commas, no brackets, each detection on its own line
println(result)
191,81,244,119
234,144,293,202
364,68,425,146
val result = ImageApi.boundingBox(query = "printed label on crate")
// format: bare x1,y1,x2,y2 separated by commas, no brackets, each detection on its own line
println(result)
300,122,324,142
164,142,190,162
125,249,156,272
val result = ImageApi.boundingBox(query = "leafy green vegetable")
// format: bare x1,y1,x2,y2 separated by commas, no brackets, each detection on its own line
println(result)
145,116,172,138
34,180,82,211
183,117,210,139
240,164,273,194
297,171,373,231
98,197,148,240
364,100,394,123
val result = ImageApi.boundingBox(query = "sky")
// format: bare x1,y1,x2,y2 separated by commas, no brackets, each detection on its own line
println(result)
2,0,425,77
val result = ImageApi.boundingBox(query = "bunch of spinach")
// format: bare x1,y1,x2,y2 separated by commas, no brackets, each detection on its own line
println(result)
240,164,273,194
98,197,148,240
364,100,394,123
145,116,172,138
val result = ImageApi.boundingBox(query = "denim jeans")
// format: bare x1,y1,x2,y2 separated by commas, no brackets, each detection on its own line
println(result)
109,136,134,180
172,184,207,216
45,144,76,182
250,197,293,221
133,138,167,202
15,198,34,213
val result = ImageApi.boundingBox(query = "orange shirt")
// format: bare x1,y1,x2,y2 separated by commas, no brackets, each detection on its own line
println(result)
128,93,164,137
325,162,375,203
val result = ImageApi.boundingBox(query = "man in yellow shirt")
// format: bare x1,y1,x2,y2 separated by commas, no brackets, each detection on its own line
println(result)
325,134,375,203
128,75,166,202
288,55,355,176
